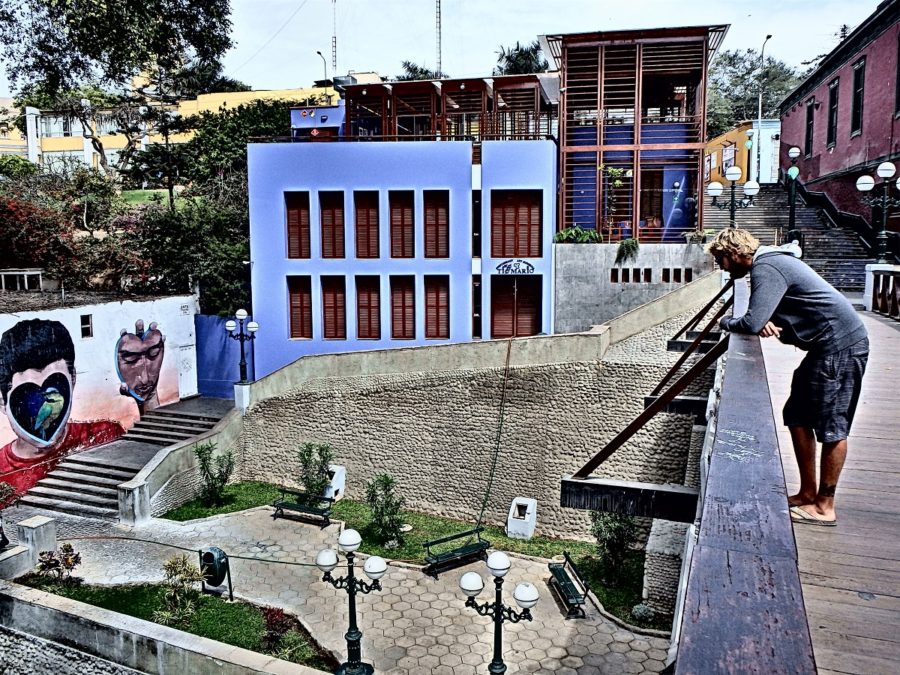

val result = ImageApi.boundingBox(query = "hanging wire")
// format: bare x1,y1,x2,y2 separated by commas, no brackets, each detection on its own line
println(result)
475,338,513,529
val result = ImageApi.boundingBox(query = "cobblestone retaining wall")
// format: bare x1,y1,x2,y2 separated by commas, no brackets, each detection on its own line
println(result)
0,625,139,674
150,464,203,517
643,520,690,616
238,307,710,539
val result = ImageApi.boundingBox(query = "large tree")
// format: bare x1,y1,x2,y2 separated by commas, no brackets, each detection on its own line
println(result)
706,49,801,139
494,40,548,75
0,0,233,173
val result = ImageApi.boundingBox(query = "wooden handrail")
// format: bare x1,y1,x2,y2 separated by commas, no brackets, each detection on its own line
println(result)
572,336,729,479
671,279,733,341
649,296,733,398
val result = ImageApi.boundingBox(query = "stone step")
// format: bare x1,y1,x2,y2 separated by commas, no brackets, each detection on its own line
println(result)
27,485,118,509
120,433,177,446
127,426,197,441
37,477,119,498
55,460,136,481
133,419,216,433
62,454,142,474
143,410,221,424
48,470,127,488
18,494,118,519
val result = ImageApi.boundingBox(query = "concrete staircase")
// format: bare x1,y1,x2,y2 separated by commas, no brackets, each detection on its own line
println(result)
19,404,228,520
122,409,220,446
703,184,872,292
20,455,138,519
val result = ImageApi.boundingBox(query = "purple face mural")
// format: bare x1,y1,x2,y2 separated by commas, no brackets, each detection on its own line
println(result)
116,319,165,411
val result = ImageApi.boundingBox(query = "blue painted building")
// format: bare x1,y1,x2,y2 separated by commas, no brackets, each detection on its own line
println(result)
247,75,557,377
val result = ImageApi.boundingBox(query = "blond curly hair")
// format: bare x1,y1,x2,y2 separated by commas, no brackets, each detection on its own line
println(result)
705,228,760,258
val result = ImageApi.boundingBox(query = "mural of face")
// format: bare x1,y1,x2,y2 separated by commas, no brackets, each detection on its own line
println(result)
116,320,165,405
2,359,73,453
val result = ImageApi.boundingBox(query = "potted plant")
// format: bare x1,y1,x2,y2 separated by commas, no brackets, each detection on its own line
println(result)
682,228,715,244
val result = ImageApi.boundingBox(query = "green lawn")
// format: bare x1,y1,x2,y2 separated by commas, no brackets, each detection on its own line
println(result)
121,189,168,205
19,575,335,670
161,481,668,630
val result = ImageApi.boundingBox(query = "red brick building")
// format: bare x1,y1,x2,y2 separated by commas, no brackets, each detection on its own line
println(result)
779,0,899,258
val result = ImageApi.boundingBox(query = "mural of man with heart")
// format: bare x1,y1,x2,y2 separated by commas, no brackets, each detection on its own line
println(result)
0,319,123,494
115,319,166,415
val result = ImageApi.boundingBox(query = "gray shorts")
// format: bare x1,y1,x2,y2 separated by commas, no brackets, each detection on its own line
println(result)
783,337,868,443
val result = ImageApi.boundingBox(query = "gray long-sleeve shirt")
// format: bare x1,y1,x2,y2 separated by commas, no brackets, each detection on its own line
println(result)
720,250,867,354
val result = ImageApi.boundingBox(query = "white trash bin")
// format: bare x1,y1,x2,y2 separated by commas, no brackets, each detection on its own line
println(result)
506,497,537,540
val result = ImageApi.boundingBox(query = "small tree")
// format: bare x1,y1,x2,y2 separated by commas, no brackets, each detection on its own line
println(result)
589,510,638,581
296,442,334,504
36,542,82,584
194,441,235,506
365,473,406,547
153,554,204,626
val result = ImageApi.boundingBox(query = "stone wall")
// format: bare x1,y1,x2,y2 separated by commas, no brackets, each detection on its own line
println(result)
238,308,712,540
149,464,203,517
555,244,715,333
643,520,690,617
0,625,139,674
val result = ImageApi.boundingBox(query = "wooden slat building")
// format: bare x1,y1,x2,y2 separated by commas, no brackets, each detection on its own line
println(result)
543,25,728,242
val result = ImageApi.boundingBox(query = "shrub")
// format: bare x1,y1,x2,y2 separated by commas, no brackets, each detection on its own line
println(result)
589,510,638,581
554,225,601,244
153,554,205,626
614,237,640,264
262,606,294,650
36,543,82,583
0,481,16,509
365,473,406,548
195,441,235,506
296,442,334,504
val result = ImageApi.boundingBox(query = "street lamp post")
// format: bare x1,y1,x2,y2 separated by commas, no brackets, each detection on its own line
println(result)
786,146,802,243
707,166,760,228
316,530,387,675
757,34,772,183
316,50,328,80
459,551,539,675
224,309,259,384
856,162,900,264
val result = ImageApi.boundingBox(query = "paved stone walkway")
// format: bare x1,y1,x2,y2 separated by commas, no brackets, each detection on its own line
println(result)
5,505,669,674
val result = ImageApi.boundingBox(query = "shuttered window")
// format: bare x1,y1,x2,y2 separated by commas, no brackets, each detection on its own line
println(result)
390,276,415,339
355,191,379,258
491,190,541,258
286,192,310,258
321,276,346,339
424,276,449,339
356,276,381,339
424,190,449,258
287,276,312,338
491,276,541,339
320,191,345,259
390,191,415,258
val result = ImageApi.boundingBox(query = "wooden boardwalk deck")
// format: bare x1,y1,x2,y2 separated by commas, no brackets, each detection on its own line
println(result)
761,312,900,675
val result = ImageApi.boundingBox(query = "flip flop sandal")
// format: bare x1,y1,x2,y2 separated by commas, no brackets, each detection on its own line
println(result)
790,505,837,527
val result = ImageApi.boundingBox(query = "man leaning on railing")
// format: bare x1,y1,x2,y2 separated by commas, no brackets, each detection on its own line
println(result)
706,228,868,528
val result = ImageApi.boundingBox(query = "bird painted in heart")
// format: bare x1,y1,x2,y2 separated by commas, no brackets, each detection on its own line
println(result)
33,387,65,440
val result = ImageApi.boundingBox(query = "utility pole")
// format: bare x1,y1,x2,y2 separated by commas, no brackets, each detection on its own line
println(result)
331,0,337,76
436,0,442,76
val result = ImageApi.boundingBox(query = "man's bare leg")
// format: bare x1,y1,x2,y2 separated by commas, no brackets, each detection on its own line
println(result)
794,438,846,521
788,426,818,507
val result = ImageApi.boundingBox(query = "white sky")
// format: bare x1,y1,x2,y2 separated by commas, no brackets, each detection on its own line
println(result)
0,0,881,97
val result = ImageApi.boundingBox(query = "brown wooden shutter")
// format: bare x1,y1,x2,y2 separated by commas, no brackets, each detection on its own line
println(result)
286,193,310,258
355,192,379,258
356,276,380,339
491,277,515,338
424,190,449,258
425,276,449,339
390,191,414,258
515,279,540,336
491,191,541,257
288,276,312,338
320,192,345,258
391,276,415,339
322,276,346,339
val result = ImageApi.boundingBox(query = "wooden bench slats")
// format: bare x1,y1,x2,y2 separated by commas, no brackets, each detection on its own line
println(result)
272,488,334,528
547,551,588,618
423,527,490,578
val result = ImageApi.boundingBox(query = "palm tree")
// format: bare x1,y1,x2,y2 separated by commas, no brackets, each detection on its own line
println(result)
494,40,548,75
394,61,449,81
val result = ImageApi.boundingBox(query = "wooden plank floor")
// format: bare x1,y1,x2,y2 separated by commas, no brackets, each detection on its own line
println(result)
761,312,900,675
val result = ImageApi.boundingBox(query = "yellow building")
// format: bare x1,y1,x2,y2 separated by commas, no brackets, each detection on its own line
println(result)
704,119,781,185
24,86,335,170
0,97,28,158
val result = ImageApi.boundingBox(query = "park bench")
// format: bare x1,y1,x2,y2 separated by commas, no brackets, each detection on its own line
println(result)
423,527,490,578
272,487,334,528
547,551,589,618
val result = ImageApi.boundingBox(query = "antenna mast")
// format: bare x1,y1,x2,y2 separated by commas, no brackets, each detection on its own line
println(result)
331,0,337,76
436,0,442,76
